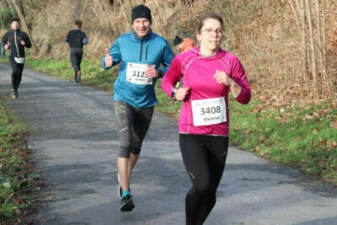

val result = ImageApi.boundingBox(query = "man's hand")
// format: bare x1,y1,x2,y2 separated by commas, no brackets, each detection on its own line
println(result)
104,48,113,67
20,40,25,46
144,65,159,78
4,43,10,50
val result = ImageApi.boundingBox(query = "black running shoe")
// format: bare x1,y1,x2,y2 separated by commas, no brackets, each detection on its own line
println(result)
117,174,131,199
118,186,132,199
118,186,122,199
76,71,81,83
120,194,134,212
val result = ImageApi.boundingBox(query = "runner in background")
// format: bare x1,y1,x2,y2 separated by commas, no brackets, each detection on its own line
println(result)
102,4,174,212
173,35,194,53
65,20,88,85
1,18,31,99
173,36,195,88
161,13,251,225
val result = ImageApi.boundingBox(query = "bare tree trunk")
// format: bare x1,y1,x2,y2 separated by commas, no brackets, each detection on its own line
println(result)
118,0,131,31
11,0,37,55
292,0,309,81
73,0,82,20
321,0,327,64
321,0,330,93
81,0,90,21
289,0,299,26
127,0,133,9
314,0,327,86
304,0,318,95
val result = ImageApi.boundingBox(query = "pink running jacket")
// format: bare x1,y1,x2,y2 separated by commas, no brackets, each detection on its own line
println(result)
161,47,251,136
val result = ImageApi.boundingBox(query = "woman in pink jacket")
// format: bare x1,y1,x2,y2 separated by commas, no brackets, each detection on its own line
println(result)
161,13,251,225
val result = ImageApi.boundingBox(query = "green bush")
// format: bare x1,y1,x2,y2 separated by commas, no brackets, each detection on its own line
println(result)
0,7,16,30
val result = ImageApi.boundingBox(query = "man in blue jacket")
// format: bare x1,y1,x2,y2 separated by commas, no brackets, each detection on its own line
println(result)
102,4,174,212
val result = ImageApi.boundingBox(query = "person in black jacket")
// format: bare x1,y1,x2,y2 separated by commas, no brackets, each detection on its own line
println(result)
1,18,32,99
65,20,88,85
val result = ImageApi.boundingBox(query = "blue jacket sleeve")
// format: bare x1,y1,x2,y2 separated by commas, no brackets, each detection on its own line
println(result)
158,40,174,77
101,38,122,70
65,31,70,42
83,32,88,45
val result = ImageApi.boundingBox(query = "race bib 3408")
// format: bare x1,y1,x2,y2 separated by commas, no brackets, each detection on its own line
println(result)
191,97,227,126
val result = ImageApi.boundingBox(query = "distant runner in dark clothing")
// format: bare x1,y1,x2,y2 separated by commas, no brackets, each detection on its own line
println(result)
65,20,88,85
1,18,32,99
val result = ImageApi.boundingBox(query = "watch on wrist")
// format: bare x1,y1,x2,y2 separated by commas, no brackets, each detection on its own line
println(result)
171,88,177,99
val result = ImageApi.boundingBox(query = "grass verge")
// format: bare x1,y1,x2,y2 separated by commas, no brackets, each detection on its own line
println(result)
1,56,336,186
0,96,40,225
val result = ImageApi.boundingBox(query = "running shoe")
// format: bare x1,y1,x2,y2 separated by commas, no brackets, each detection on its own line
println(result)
117,173,122,199
117,174,131,199
76,70,81,83
120,194,134,212
10,89,18,99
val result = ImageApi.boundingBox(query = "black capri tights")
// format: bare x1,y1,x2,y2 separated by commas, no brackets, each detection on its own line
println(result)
179,134,229,225
9,56,24,90
114,101,154,158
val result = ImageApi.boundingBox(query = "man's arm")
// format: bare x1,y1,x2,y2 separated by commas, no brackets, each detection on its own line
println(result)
82,32,88,45
101,38,121,70
65,31,70,42
158,40,174,77
2,32,9,47
23,32,32,48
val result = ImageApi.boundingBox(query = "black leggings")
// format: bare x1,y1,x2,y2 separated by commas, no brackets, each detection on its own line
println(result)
114,101,154,158
70,48,83,80
179,134,229,225
9,56,24,90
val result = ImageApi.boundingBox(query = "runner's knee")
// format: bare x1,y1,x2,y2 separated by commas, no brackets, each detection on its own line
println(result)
130,147,141,155
119,135,132,158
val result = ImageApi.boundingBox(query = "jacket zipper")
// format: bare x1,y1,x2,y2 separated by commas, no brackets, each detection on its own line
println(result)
145,45,148,61
139,40,143,61
14,31,20,58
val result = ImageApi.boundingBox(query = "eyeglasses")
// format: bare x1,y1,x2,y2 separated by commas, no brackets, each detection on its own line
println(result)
201,28,223,35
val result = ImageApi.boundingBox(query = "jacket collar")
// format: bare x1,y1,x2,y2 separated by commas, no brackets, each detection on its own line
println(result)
132,29,152,41
191,46,227,60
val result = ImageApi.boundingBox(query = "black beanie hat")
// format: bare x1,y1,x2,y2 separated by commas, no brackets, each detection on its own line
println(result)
173,36,183,46
132,5,152,24
10,18,20,23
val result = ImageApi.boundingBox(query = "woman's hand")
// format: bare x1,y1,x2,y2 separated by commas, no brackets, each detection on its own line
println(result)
213,70,241,98
213,70,233,86
174,87,190,101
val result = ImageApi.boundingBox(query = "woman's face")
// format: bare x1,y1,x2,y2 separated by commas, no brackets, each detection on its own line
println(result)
132,18,151,38
197,18,223,51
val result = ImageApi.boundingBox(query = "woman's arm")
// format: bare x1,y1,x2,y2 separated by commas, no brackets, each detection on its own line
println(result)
161,56,183,98
230,57,251,104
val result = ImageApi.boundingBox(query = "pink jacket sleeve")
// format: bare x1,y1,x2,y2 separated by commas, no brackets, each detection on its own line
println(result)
231,57,251,104
161,56,182,98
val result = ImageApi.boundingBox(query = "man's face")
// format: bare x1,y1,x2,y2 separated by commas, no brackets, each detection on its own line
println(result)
11,21,19,30
175,43,183,52
132,18,151,38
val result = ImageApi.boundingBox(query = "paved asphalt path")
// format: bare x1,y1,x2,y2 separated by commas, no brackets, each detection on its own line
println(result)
0,63,336,225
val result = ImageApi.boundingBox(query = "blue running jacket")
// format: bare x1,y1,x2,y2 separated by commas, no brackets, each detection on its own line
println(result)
102,31,174,108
